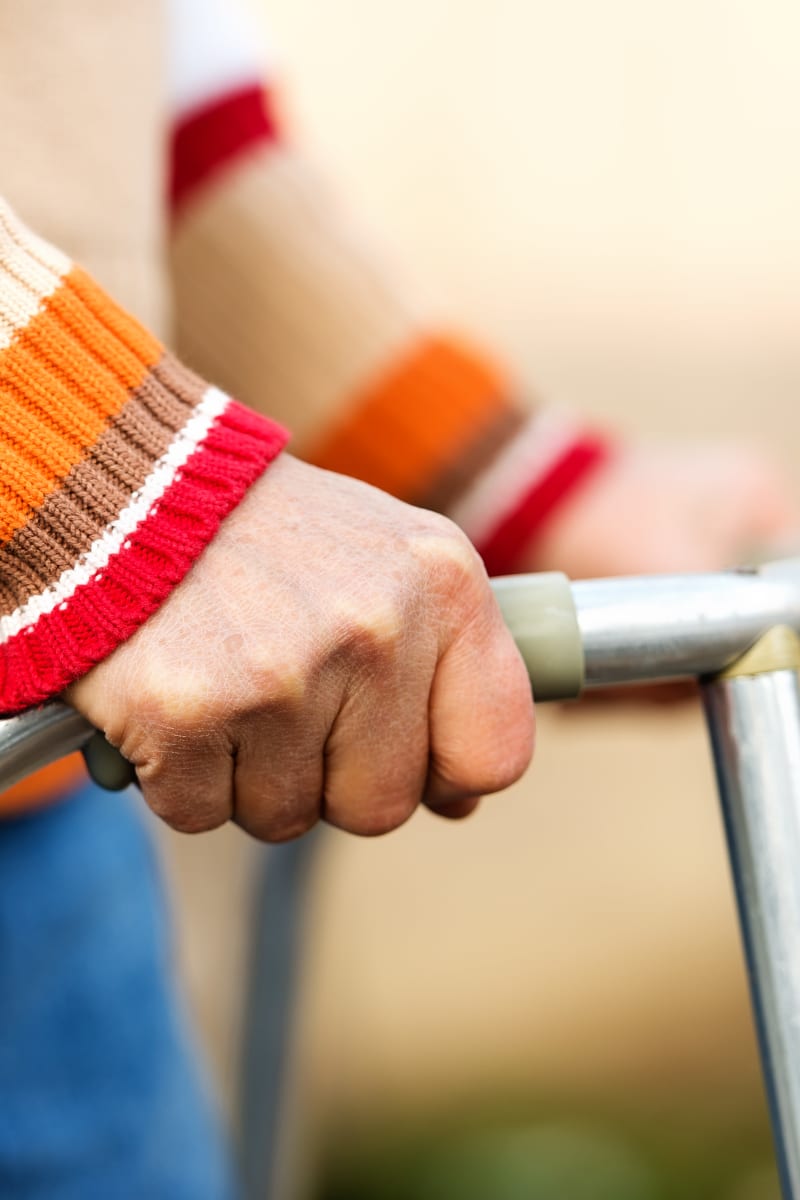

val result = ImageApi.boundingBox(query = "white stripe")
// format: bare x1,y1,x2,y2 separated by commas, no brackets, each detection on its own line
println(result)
168,0,270,119
0,200,71,351
449,411,581,544
0,387,230,645
0,202,71,278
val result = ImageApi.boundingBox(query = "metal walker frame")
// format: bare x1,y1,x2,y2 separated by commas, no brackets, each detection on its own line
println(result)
3,559,800,1198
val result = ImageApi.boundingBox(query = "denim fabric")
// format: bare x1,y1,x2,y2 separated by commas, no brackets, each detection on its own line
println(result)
0,782,237,1200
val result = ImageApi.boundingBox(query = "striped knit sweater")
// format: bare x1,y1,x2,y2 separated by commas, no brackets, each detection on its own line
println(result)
0,0,608,810
0,202,287,713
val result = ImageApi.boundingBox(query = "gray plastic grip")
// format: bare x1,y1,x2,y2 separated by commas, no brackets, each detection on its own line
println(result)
82,731,137,792
491,572,584,700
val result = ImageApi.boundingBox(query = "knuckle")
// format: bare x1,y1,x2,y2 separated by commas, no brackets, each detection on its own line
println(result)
409,520,479,577
246,648,309,711
330,596,405,667
355,599,404,647
408,526,488,616
136,669,217,737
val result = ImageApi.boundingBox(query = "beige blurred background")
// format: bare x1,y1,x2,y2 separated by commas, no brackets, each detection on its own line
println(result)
163,0,800,1184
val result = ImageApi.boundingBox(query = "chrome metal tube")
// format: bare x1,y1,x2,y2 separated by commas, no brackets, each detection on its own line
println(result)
575,563,800,687
0,705,93,792
703,669,800,1199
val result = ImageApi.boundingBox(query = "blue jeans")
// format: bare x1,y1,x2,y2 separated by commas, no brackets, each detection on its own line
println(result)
0,782,237,1199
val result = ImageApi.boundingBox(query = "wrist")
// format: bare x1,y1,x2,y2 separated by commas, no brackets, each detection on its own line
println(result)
450,409,615,576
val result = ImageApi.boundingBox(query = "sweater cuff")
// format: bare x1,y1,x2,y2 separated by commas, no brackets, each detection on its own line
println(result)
302,334,612,577
451,411,614,576
0,201,287,713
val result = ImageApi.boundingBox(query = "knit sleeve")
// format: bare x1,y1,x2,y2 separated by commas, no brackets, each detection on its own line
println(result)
0,200,287,714
166,0,612,578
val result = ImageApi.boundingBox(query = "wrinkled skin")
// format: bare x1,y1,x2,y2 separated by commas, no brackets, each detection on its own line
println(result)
67,456,535,841
522,442,800,579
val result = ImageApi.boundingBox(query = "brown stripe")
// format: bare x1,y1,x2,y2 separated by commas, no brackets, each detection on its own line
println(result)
0,266,163,543
0,353,207,612
413,404,528,515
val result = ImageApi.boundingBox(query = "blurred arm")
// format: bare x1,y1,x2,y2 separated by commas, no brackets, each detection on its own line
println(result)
166,0,611,578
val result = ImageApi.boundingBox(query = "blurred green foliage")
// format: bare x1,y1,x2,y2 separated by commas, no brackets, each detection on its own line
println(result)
317,1100,779,1200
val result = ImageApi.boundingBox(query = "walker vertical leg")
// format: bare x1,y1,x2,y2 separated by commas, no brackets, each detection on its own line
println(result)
238,831,320,1200
702,628,800,1200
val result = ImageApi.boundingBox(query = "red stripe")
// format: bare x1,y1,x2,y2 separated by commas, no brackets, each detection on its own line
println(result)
170,84,280,214
476,438,612,577
0,403,288,714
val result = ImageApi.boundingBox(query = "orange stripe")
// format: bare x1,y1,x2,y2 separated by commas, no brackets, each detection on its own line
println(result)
0,753,87,816
304,337,514,502
0,268,161,542
66,268,163,366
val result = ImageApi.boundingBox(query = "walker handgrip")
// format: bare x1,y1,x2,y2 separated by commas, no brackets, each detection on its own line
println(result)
82,731,137,791
491,572,585,700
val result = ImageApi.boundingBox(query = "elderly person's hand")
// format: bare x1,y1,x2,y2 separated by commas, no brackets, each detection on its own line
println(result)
67,456,534,841
522,441,800,579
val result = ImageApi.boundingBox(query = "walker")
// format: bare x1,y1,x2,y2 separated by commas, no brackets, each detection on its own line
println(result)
3,560,800,1198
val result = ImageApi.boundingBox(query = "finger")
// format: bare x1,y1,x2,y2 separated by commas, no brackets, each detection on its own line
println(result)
322,676,431,837
135,737,234,834
425,605,534,811
67,658,234,833
232,711,325,843
425,793,482,821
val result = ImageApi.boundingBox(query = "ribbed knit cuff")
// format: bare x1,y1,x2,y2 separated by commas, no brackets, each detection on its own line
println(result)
449,411,614,576
0,200,287,713
303,336,523,508
171,83,280,214
302,334,612,577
